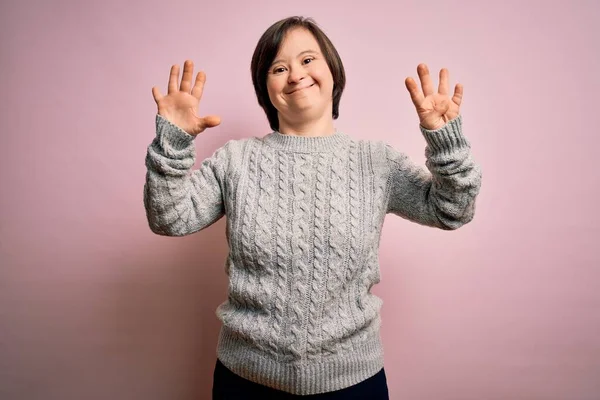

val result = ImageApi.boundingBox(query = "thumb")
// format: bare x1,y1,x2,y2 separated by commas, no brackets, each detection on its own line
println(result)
203,115,221,128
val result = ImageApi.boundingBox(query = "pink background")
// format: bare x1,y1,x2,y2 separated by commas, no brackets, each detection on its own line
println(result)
1,0,599,399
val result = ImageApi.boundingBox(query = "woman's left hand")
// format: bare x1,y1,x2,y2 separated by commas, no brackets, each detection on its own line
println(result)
405,63,462,131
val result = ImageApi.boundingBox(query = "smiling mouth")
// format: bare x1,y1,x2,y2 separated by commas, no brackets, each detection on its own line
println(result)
287,83,315,94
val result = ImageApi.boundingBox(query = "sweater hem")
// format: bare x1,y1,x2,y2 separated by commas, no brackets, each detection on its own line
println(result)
215,325,385,395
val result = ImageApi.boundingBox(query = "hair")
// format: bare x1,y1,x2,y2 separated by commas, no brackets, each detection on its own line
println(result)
250,16,346,132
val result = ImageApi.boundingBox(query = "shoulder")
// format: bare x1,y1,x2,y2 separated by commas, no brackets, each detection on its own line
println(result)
209,135,259,160
348,137,401,166
206,135,272,178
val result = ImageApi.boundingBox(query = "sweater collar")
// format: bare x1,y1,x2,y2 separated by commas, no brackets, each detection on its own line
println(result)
262,130,350,153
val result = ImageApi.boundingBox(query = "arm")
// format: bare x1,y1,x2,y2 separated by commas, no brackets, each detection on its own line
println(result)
386,115,482,230
143,114,225,236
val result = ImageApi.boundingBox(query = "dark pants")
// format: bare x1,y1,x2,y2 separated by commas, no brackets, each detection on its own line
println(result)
212,358,389,399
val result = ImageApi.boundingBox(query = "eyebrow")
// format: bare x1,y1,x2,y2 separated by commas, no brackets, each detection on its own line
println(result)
270,50,320,67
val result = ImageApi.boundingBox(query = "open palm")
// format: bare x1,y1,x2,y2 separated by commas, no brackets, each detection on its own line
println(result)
405,64,462,131
152,60,221,136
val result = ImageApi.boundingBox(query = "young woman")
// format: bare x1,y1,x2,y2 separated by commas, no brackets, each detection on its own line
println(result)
145,16,482,399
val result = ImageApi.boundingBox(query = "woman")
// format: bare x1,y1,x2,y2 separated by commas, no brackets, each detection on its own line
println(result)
145,16,482,399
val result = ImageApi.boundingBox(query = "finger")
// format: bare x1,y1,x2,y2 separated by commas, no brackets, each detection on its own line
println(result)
194,115,221,135
202,115,221,128
438,68,449,96
168,64,180,94
452,83,464,106
151,86,163,103
405,77,424,107
417,64,435,96
180,60,194,93
191,71,207,101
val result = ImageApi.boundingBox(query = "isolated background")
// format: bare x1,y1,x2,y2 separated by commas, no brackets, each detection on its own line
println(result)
1,0,599,399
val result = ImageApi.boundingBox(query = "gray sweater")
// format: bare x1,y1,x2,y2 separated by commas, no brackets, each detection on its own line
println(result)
144,114,482,395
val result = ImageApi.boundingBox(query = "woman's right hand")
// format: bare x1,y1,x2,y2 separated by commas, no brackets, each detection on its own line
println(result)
152,60,221,136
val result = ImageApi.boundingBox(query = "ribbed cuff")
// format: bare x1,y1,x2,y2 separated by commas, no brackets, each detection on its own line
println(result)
420,114,470,155
155,114,196,150
216,325,385,395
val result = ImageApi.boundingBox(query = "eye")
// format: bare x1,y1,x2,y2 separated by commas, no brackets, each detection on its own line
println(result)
273,66,286,74
303,57,314,65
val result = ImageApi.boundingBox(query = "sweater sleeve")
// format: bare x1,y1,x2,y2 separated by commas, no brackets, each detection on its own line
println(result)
385,115,482,230
143,114,226,236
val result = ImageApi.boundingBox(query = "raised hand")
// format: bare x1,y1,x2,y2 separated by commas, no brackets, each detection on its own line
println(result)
152,60,221,136
405,64,463,131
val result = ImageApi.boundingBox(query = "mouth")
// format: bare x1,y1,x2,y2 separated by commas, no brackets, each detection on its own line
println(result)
287,83,315,95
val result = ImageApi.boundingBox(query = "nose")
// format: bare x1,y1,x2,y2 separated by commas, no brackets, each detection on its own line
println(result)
287,64,307,84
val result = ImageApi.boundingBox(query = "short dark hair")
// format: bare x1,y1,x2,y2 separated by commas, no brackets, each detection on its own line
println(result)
250,16,346,132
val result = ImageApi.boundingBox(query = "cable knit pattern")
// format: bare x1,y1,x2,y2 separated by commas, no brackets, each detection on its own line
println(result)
346,141,367,346
144,113,482,395
306,153,331,360
254,145,277,355
273,151,291,360
322,149,349,356
289,153,312,359
237,142,264,350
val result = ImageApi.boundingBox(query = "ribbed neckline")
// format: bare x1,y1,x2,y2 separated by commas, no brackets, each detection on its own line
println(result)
262,130,351,153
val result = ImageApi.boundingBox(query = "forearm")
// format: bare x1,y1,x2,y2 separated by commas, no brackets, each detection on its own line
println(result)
143,115,224,236
387,115,482,230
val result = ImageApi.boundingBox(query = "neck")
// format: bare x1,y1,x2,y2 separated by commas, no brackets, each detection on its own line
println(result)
277,110,335,137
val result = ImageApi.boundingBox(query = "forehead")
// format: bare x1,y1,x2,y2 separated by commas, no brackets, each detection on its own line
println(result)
277,27,321,56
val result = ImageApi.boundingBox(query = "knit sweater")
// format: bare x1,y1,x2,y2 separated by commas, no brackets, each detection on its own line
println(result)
143,113,482,395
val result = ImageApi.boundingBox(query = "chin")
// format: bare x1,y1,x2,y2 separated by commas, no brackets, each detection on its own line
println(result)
292,107,328,121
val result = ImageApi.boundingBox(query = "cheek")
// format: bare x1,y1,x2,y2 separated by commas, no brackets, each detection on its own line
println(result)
265,81,284,111
266,78,283,100
265,83,277,106
315,69,334,92
317,77,334,98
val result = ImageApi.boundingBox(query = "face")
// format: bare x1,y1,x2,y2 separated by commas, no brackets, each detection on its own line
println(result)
266,27,334,125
